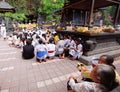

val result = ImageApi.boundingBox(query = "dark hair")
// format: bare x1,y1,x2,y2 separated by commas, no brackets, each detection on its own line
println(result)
42,34,47,40
49,38,53,43
54,33,58,36
96,64,119,91
36,35,40,39
106,55,114,64
26,39,32,45
28,38,33,41
42,34,46,37
101,55,115,69
68,35,74,39
63,35,68,39
38,39,43,44
75,38,82,44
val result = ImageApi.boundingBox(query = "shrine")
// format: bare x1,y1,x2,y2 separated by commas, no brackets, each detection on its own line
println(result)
56,0,120,64
0,0,15,13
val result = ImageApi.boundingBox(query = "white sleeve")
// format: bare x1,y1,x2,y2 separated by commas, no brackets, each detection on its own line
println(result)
34,46,37,57
69,78,76,89
69,78,82,92
69,78,89,92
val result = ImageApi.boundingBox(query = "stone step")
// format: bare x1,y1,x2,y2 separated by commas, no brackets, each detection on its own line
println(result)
86,46,120,56
79,48,120,65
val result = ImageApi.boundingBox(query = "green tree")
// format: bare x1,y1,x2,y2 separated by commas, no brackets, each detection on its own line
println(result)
0,12,27,22
103,5,116,25
38,0,65,22
4,0,67,23
7,0,27,14
7,0,40,16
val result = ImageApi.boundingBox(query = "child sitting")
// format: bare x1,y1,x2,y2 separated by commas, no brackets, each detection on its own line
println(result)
34,39,47,63
8,35,14,47
46,38,56,59
69,38,83,60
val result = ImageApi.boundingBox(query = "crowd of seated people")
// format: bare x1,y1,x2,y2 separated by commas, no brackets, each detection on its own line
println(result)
1,24,120,91
4,26,83,62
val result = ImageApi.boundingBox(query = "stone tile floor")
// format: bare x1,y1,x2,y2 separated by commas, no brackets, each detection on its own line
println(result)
0,38,120,92
0,38,80,92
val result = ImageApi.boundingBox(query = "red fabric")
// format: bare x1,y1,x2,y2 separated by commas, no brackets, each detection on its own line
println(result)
48,50,54,53
80,50,83,52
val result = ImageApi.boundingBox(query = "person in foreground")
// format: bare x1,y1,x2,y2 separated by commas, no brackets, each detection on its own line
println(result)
77,55,120,84
68,64,119,92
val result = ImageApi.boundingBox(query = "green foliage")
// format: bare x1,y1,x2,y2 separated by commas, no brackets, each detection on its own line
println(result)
0,13,4,16
104,19,112,25
38,0,65,21
103,6,116,25
0,12,27,22
8,0,27,14
4,0,68,22
7,0,40,15
104,6,116,17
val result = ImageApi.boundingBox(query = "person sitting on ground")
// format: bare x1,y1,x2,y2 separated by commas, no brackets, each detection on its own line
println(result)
41,34,49,44
22,39,34,59
54,33,59,44
46,38,56,59
32,35,40,47
55,35,65,59
68,64,119,92
63,35,70,57
64,35,76,57
69,38,83,60
14,36,23,48
34,39,47,63
8,35,14,47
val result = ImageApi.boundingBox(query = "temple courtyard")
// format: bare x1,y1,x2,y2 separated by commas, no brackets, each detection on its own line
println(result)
0,38,120,92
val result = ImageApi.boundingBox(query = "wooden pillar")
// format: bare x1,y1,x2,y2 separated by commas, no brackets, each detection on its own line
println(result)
84,11,88,26
88,0,95,27
114,5,120,25
72,10,75,25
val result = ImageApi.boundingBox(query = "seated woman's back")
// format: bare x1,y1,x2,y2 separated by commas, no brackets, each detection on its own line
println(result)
22,39,34,59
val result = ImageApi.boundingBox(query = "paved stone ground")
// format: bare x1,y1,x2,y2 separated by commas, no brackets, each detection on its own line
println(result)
0,38,80,92
0,38,120,92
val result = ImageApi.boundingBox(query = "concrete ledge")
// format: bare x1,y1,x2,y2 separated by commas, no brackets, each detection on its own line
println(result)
79,49,120,65
86,46,120,56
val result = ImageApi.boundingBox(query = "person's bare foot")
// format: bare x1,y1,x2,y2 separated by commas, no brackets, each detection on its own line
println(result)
39,60,42,63
69,57,75,60
42,59,46,62
49,57,54,60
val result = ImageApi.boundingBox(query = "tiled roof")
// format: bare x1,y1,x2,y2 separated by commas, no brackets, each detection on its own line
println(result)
0,1,14,9
64,0,120,10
